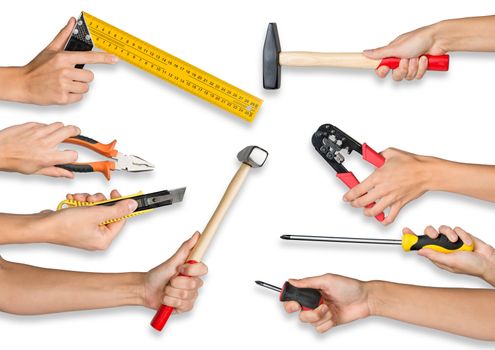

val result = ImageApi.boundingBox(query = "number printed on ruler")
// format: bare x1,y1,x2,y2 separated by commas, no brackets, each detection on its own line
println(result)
82,12,262,122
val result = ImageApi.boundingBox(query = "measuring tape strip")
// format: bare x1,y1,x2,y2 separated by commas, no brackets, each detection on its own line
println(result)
66,12,263,122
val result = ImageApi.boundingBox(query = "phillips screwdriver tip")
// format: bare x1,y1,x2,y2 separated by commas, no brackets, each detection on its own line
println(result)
280,235,290,240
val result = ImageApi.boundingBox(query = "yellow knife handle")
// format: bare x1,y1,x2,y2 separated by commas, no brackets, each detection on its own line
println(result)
402,233,474,253
56,191,153,225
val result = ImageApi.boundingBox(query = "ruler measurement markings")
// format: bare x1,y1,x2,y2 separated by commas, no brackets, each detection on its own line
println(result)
90,23,253,111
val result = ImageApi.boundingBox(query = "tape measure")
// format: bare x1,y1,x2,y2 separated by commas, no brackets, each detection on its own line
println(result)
65,12,263,122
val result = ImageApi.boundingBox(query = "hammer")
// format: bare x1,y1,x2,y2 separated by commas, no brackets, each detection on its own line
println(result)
150,145,269,331
263,23,450,89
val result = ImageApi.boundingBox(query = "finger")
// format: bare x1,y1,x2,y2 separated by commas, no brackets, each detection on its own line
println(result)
418,248,457,267
178,262,208,277
50,150,78,164
288,275,326,290
406,58,419,80
67,81,90,94
299,304,329,323
343,177,374,202
392,59,408,81
424,225,439,239
65,51,119,65
381,203,402,225
35,166,74,178
315,319,335,333
284,301,302,314
110,189,122,199
101,199,139,237
312,307,333,327
375,66,390,78
65,68,94,83
165,232,201,267
71,193,91,202
65,93,84,105
164,285,198,301
363,194,393,217
169,276,203,290
438,225,458,242
87,193,107,203
416,56,428,79
350,189,382,208
39,122,65,136
48,17,76,51
453,227,473,246
161,295,194,312
46,125,81,143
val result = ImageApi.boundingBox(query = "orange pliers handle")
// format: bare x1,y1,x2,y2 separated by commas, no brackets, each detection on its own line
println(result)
56,135,119,180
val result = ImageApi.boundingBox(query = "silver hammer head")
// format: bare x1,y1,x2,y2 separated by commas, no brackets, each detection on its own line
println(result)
237,146,269,168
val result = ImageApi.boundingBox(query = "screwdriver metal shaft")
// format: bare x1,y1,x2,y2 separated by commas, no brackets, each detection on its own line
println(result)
255,280,282,293
281,234,402,246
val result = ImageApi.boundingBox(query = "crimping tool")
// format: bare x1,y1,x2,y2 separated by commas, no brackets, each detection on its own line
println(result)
312,124,385,222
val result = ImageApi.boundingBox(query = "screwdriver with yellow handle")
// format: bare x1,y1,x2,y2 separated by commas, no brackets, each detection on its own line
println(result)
280,233,474,253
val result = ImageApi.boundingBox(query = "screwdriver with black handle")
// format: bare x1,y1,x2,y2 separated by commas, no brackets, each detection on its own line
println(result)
255,280,323,310
281,233,474,253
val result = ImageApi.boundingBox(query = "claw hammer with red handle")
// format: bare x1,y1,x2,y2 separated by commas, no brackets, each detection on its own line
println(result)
150,145,269,331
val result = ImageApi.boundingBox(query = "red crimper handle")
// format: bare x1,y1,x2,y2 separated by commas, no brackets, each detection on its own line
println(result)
377,54,449,71
150,260,198,331
337,144,385,222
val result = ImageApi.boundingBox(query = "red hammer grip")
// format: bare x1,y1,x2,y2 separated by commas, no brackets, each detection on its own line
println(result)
378,54,449,71
150,260,198,331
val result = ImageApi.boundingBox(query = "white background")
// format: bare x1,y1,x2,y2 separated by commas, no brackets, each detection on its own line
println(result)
1,0,494,348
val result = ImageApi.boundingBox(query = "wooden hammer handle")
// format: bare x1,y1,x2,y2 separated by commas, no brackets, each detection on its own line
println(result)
150,162,252,331
188,162,251,261
279,52,449,71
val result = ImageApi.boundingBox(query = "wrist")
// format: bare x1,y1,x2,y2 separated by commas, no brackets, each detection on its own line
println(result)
130,272,147,306
0,67,29,103
420,156,451,192
481,251,495,287
364,280,384,317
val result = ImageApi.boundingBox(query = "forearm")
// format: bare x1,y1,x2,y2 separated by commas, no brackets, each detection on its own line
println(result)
367,281,495,340
422,156,495,202
432,16,495,52
0,67,27,103
0,213,53,245
0,257,145,315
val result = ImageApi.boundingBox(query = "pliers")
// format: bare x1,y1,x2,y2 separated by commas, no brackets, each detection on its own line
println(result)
56,135,154,180
312,124,385,222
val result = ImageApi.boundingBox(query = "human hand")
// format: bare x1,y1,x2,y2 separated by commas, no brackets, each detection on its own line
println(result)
0,122,80,177
413,225,495,285
283,273,370,333
143,232,208,313
17,17,117,105
343,148,433,225
364,23,446,81
39,190,137,250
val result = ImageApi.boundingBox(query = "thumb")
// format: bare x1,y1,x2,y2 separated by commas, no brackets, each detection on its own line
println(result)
95,199,138,222
418,248,454,267
48,17,76,51
168,232,201,266
288,274,326,290
363,45,397,59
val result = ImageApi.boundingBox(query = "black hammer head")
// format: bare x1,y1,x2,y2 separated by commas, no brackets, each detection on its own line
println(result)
263,23,281,90
237,146,269,168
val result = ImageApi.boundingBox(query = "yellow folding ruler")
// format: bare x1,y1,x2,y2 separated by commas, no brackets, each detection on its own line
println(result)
65,12,262,122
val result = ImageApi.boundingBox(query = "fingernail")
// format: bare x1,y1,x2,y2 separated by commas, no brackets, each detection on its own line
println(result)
342,196,349,202
128,200,138,212
110,55,119,63
363,49,372,54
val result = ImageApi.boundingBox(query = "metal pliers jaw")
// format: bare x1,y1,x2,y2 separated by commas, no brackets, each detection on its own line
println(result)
312,124,385,222
56,135,154,180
